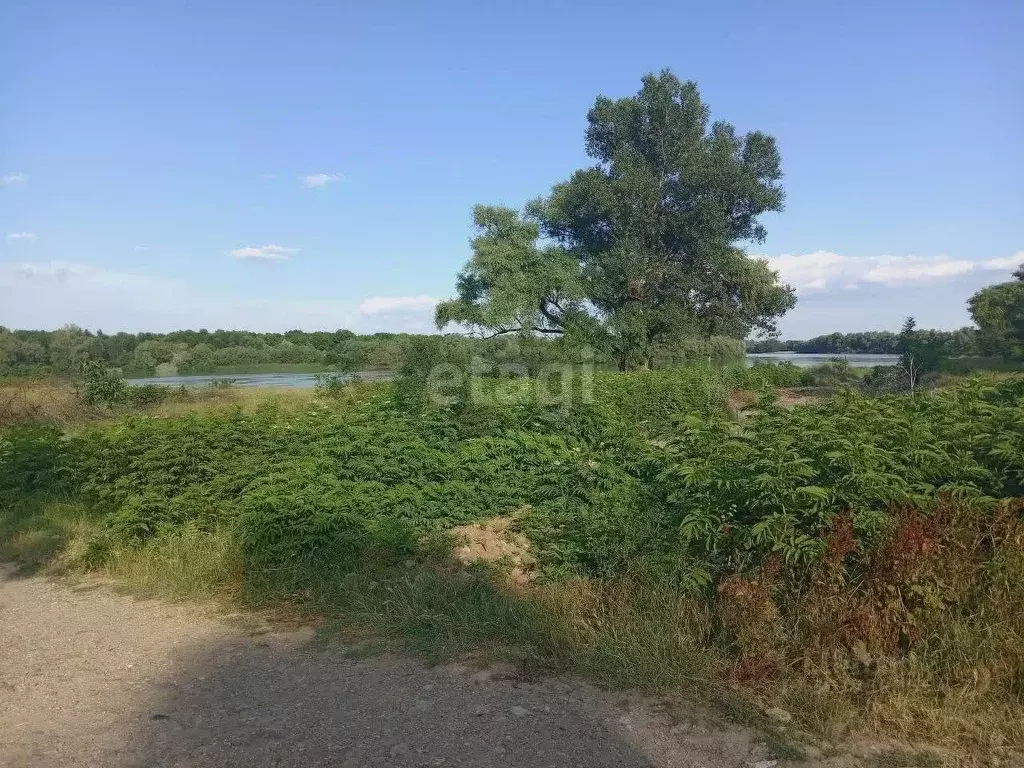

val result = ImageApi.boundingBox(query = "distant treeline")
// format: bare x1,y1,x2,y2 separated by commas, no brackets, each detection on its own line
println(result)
0,325,746,376
746,328,980,356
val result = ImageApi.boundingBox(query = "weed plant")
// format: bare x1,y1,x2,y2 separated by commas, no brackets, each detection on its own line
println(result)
2,367,1023,761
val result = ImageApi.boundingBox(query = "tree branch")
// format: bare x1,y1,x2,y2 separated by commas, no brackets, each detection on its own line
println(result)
479,325,564,340
538,299,565,330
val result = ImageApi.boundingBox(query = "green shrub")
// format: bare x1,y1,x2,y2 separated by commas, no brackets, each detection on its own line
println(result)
81,361,170,408
52,369,1024,587
797,359,859,387
0,425,67,495
861,364,909,395
724,362,805,390
313,373,347,396
82,361,128,405
590,366,729,435
656,379,1024,573
125,383,168,406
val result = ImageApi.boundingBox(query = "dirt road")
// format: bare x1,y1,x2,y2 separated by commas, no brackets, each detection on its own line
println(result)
0,566,791,768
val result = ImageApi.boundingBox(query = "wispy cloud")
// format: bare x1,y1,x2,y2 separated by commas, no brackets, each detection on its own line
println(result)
4,261,167,285
1,172,28,186
359,296,439,316
0,260,439,334
760,250,1024,292
6,232,38,241
302,172,345,189
229,244,299,262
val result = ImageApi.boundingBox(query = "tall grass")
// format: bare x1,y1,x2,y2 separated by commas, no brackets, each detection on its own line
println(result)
99,524,244,600
0,494,95,572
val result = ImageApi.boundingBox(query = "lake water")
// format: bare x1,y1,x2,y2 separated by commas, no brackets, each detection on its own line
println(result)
745,352,900,368
126,371,394,389
128,354,899,389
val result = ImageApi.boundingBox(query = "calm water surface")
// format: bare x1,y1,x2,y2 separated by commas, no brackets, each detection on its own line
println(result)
126,371,393,388
745,352,900,368
129,354,898,388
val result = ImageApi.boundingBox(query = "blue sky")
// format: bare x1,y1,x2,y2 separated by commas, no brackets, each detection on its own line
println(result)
1,0,1021,338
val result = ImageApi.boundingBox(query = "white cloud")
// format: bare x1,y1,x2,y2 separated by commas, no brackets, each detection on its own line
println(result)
302,172,345,189
1,261,183,302
0,261,438,334
979,254,1024,271
6,232,37,241
229,244,299,261
1,172,28,185
359,296,439,316
760,250,1024,292
357,296,439,333
762,250,849,291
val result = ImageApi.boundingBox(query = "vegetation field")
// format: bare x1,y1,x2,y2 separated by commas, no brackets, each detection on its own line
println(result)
2,363,1023,765
4,58,1021,768
2,68,1021,765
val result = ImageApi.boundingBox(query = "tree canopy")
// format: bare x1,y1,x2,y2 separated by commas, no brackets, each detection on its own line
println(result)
746,327,980,357
436,70,795,368
968,265,1024,358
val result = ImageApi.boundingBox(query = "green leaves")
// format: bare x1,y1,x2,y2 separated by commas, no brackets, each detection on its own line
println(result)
434,205,586,338
0,425,68,496
542,71,796,350
656,377,1024,571
9,370,1023,592
438,71,795,366
968,270,1024,358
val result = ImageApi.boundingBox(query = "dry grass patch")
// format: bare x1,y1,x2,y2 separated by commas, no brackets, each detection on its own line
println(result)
0,378,94,428
450,513,536,585
0,375,329,428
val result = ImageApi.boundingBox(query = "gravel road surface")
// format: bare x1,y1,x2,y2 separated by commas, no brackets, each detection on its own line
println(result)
0,566,792,768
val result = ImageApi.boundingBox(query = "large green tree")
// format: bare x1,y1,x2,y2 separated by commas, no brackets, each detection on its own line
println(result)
968,265,1024,358
435,205,588,339
437,70,795,369
48,324,96,374
0,327,47,368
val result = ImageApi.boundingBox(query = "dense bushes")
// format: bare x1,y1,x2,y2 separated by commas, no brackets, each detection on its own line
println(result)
0,425,68,498
60,395,666,578
7,369,1020,589
731,359,862,390
4,368,1024,755
82,361,170,408
657,381,1024,570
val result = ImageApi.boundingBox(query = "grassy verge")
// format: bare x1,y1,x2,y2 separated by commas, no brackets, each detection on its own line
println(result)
0,493,720,689
0,494,94,571
0,497,772,744
4,491,1020,766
